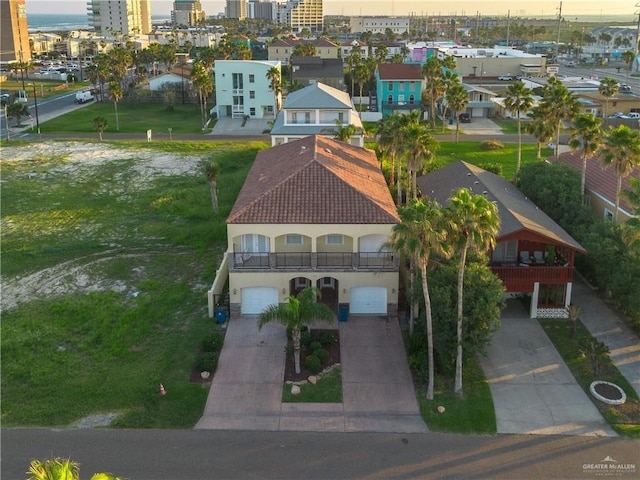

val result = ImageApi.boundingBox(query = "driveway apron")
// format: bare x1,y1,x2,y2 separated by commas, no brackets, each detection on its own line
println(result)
480,299,617,436
196,315,427,433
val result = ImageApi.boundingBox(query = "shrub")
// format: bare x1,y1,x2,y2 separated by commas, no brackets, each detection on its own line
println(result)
314,348,330,364
309,340,322,352
479,140,504,151
194,352,218,373
305,355,321,374
201,331,224,353
317,331,337,347
478,162,503,176
301,330,312,348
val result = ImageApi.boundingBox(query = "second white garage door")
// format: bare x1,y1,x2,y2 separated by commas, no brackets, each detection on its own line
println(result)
241,287,278,315
349,287,387,314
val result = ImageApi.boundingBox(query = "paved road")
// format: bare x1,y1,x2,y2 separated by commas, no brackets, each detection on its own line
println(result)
3,428,639,479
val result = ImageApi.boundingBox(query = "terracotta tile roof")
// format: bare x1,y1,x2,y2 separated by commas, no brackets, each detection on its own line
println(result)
416,161,586,252
377,63,423,80
228,135,399,225
549,150,640,215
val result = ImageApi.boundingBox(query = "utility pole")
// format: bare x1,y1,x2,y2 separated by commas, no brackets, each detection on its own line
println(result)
555,1,562,63
506,10,510,48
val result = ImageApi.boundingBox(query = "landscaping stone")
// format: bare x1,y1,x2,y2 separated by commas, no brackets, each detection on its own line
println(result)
291,385,301,395
308,375,317,385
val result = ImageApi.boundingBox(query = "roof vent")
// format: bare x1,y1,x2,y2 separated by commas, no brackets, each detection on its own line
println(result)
474,181,479,185
467,173,471,176
483,191,488,195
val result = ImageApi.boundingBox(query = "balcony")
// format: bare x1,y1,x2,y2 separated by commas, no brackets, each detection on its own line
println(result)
491,264,575,293
230,252,397,271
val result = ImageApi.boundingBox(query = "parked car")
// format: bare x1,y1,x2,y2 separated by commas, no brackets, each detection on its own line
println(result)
625,112,640,119
620,84,632,93
459,113,471,123
608,112,626,118
498,75,513,81
75,90,95,104
565,61,576,67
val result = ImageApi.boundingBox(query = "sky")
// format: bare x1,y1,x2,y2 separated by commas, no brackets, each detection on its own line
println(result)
26,0,634,19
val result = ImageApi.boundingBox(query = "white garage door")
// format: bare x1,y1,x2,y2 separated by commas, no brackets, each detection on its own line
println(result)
350,287,387,314
241,287,278,315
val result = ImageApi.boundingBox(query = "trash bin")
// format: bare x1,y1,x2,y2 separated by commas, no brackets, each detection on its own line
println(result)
214,305,227,324
338,303,349,322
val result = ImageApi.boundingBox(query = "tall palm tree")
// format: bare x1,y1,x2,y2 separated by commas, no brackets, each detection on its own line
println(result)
446,188,500,395
376,113,402,189
600,125,640,222
445,82,469,144
191,61,213,129
440,70,459,132
598,77,619,118
400,121,436,201
504,82,534,179
568,113,603,197
539,77,579,157
387,199,447,400
258,287,334,374
353,63,370,112
526,105,555,160
205,161,220,214
266,66,282,112
422,56,445,130
108,81,122,131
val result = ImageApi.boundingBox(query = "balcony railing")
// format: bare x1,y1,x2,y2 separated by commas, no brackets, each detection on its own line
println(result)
230,251,397,270
491,265,574,293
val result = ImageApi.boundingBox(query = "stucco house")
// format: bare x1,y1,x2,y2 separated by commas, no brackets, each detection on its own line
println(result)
270,82,364,146
268,38,340,64
290,56,344,90
548,151,640,224
417,161,586,318
148,65,192,91
213,60,281,119
226,135,400,317
374,63,424,116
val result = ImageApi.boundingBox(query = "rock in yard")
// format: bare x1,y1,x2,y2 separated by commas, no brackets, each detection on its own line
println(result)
437,406,446,414
308,375,317,385
291,385,301,395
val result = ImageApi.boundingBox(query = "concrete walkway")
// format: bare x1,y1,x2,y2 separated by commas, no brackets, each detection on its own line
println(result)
196,315,427,433
481,299,617,437
572,277,640,399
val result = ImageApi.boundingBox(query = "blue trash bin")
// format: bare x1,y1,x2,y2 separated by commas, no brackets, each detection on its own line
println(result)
338,303,349,322
215,305,227,324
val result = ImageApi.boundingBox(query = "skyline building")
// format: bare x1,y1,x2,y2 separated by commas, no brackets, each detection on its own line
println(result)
171,0,205,27
87,0,152,37
0,0,30,65
226,0,248,20
277,0,323,34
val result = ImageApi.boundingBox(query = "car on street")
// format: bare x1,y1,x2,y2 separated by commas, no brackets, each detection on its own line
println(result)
624,112,640,119
498,75,513,81
620,84,632,93
459,113,471,123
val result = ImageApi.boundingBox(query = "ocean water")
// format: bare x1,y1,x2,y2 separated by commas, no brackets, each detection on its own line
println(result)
27,13,171,32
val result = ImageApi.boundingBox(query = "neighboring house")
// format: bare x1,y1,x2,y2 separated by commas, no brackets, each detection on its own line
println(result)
576,92,640,118
459,84,497,118
290,56,344,90
340,39,369,62
270,82,364,146
148,65,192,91
417,161,587,318
226,135,400,317
374,63,424,116
268,38,340,64
491,95,542,119
214,60,281,119
548,151,640,224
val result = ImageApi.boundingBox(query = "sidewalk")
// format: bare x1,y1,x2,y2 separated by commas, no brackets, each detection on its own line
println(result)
571,276,640,398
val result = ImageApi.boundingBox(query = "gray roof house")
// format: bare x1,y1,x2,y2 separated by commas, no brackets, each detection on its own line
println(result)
290,56,344,90
417,161,586,318
270,82,364,147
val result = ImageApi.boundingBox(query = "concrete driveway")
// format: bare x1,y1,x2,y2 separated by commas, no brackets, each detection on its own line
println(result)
458,118,504,135
480,300,617,437
196,315,427,433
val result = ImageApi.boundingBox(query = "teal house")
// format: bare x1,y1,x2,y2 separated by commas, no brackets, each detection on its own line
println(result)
374,64,424,116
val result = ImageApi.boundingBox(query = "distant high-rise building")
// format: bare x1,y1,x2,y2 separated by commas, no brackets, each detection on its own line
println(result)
277,0,323,34
0,0,30,65
248,0,274,21
172,0,205,27
226,0,247,20
87,0,152,36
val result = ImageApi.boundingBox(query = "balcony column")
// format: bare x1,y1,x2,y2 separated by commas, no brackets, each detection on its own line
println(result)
311,236,318,269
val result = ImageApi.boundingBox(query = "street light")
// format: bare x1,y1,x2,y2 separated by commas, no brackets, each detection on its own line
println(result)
27,83,40,134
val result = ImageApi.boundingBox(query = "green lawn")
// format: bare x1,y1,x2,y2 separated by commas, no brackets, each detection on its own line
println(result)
540,319,640,438
1,140,268,428
40,103,206,136
281,368,343,403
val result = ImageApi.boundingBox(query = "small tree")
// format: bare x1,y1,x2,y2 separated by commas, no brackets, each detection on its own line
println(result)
580,338,610,376
6,102,30,126
258,287,334,374
92,116,108,141
205,161,219,214
566,304,582,339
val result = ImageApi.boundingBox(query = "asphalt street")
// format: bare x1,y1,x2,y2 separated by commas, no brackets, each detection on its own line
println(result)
3,428,639,480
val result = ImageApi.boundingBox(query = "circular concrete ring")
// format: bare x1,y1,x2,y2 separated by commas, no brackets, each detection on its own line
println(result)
589,381,626,405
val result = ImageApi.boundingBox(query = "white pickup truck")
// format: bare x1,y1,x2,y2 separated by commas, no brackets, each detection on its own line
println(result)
75,90,95,104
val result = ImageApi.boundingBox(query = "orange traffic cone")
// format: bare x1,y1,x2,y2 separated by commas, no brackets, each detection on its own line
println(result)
160,384,166,396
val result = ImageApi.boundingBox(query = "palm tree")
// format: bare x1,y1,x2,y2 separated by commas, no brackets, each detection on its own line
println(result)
266,66,282,112
92,116,107,141
353,63,370,112
205,161,219,214
376,113,403,189
27,457,80,480
622,50,635,77
446,188,500,395
108,81,122,131
440,70,459,132
568,113,603,197
6,102,30,126
191,61,213,129
504,82,534,179
333,119,357,143
258,287,334,374
600,125,640,222
422,56,445,130
526,105,555,159
387,199,447,400
539,77,579,157
445,82,468,144
598,77,619,118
